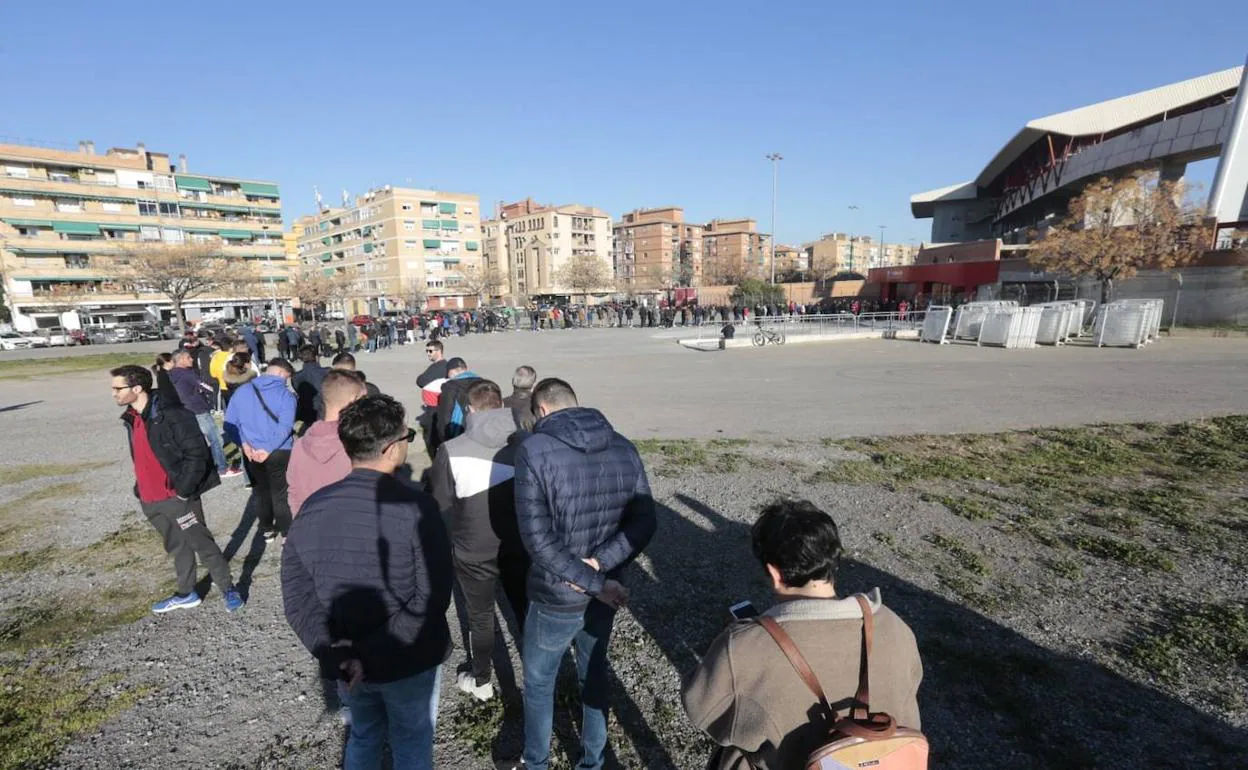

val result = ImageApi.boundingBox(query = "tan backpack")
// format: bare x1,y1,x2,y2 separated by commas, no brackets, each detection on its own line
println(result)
757,594,929,770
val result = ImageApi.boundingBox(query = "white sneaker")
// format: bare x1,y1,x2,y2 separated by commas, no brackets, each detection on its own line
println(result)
456,670,494,701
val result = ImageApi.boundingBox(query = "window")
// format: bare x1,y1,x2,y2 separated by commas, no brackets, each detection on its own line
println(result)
161,228,184,244
55,198,83,212
404,220,416,231
12,196,34,207
155,175,175,191
401,203,413,211
64,255,90,269
190,233,215,243
102,202,122,213
159,202,180,216
404,239,418,248
140,226,160,241
464,208,473,216
49,171,73,183
138,200,158,216
18,226,40,237
420,203,437,216
5,165,30,178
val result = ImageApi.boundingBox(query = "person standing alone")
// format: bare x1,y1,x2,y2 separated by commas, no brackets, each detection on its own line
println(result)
110,365,242,613
503,378,656,770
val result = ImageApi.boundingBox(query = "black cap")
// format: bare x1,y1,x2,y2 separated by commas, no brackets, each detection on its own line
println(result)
446,357,467,370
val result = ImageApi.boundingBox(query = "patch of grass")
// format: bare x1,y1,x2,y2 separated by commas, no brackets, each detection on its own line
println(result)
1066,534,1175,572
0,656,147,770
1045,557,1083,581
0,482,87,548
448,696,507,758
920,492,999,521
1130,601,1248,681
0,352,154,380
0,546,55,575
871,531,896,547
926,533,992,576
807,460,892,486
0,598,150,654
707,438,749,448
0,462,109,486
1083,510,1143,533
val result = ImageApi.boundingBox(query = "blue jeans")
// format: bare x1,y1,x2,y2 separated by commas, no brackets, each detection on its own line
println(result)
194,412,227,473
343,665,441,770
522,602,615,770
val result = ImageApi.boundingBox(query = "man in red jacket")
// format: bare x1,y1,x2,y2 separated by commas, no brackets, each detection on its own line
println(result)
111,364,242,614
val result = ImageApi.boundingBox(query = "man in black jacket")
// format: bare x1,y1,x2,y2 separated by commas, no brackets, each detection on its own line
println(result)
503,365,537,432
429,380,529,702
292,345,329,432
111,365,241,614
504,378,656,770
415,339,448,457
431,357,480,452
282,395,452,770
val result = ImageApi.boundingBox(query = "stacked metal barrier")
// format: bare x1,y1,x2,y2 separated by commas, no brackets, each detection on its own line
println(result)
952,301,1018,341
978,306,1044,348
1093,299,1165,348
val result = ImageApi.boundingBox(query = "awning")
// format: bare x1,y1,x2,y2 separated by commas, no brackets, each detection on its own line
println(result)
466,241,479,251
322,237,332,246
423,239,441,248
440,221,459,231
322,268,335,276
3,218,54,227
218,230,251,239
363,243,374,253
52,222,101,235
240,182,280,197
438,203,456,214
102,224,140,231
422,219,441,229
175,175,213,193
320,254,333,262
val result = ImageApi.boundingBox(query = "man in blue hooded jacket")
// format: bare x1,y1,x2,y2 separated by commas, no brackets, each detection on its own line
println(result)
225,358,297,541
505,378,656,770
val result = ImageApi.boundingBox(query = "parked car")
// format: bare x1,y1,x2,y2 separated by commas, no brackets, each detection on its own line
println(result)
44,327,79,346
128,324,165,341
350,315,374,327
21,331,50,348
87,327,134,345
70,329,90,345
0,331,33,351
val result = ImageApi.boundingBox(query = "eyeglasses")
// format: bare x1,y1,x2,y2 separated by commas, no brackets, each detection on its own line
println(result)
403,427,417,443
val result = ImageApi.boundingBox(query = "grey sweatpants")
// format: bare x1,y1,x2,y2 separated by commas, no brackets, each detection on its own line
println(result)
140,496,233,596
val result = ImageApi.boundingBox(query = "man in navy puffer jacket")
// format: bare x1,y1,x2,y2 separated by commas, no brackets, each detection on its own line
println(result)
508,378,656,770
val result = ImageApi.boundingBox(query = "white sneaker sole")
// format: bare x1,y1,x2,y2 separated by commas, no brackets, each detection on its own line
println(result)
456,676,494,702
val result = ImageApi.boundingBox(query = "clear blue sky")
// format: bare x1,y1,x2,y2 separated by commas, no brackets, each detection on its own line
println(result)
3,1,1245,246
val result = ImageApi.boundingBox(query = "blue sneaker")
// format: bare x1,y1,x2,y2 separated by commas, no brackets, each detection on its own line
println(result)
151,592,201,614
223,589,245,613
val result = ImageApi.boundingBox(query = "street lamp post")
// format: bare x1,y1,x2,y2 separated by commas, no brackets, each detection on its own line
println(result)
878,224,887,269
847,205,859,272
766,153,782,284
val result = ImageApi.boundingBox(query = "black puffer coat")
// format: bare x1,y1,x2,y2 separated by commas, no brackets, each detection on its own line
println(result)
514,407,656,609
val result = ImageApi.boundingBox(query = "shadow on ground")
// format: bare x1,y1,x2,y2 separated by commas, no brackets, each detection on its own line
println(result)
603,493,1248,768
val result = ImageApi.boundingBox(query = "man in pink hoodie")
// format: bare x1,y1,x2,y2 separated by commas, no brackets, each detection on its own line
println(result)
286,370,367,516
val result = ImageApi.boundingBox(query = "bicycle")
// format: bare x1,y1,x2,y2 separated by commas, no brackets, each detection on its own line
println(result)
752,325,786,347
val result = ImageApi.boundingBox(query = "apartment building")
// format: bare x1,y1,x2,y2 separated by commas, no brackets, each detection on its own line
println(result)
702,218,772,285
773,244,808,275
294,186,481,314
0,139,286,330
612,207,704,291
802,232,919,276
504,201,612,300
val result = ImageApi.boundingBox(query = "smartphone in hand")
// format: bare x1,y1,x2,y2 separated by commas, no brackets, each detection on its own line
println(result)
729,600,759,620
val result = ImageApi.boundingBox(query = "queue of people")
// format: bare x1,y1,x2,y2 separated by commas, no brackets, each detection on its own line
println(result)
112,330,924,770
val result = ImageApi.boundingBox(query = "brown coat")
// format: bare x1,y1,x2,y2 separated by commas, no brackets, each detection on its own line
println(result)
681,591,922,770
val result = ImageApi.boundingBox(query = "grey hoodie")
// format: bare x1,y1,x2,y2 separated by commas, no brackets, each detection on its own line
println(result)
429,408,526,561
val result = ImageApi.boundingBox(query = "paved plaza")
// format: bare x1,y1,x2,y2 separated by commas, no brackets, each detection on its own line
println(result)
2,331,1246,443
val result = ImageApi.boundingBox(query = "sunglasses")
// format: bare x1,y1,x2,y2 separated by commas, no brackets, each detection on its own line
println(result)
388,427,417,448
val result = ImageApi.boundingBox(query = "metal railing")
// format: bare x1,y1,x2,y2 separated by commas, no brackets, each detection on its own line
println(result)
689,311,928,340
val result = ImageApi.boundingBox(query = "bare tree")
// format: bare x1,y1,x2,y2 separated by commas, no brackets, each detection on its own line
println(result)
456,264,505,306
290,269,334,321
403,276,428,313
112,242,242,333
1030,171,1213,304
554,253,614,303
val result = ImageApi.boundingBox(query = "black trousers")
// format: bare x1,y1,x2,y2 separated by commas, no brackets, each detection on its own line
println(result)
141,496,233,596
455,547,530,685
245,449,292,536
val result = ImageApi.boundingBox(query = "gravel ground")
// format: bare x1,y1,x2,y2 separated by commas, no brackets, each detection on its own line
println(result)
0,332,1245,768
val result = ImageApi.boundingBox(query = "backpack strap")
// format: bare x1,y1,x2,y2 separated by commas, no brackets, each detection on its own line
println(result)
756,615,834,718
755,593,876,722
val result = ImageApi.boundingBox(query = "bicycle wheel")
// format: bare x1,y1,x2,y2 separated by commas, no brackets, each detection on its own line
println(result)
775,331,786,345
752,330,766,347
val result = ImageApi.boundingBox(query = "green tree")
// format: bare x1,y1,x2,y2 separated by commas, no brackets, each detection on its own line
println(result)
731,278,785,307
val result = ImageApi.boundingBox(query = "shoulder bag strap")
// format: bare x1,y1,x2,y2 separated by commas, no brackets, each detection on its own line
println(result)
250,382,280,424
851,593,873,720
756,616,834,718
